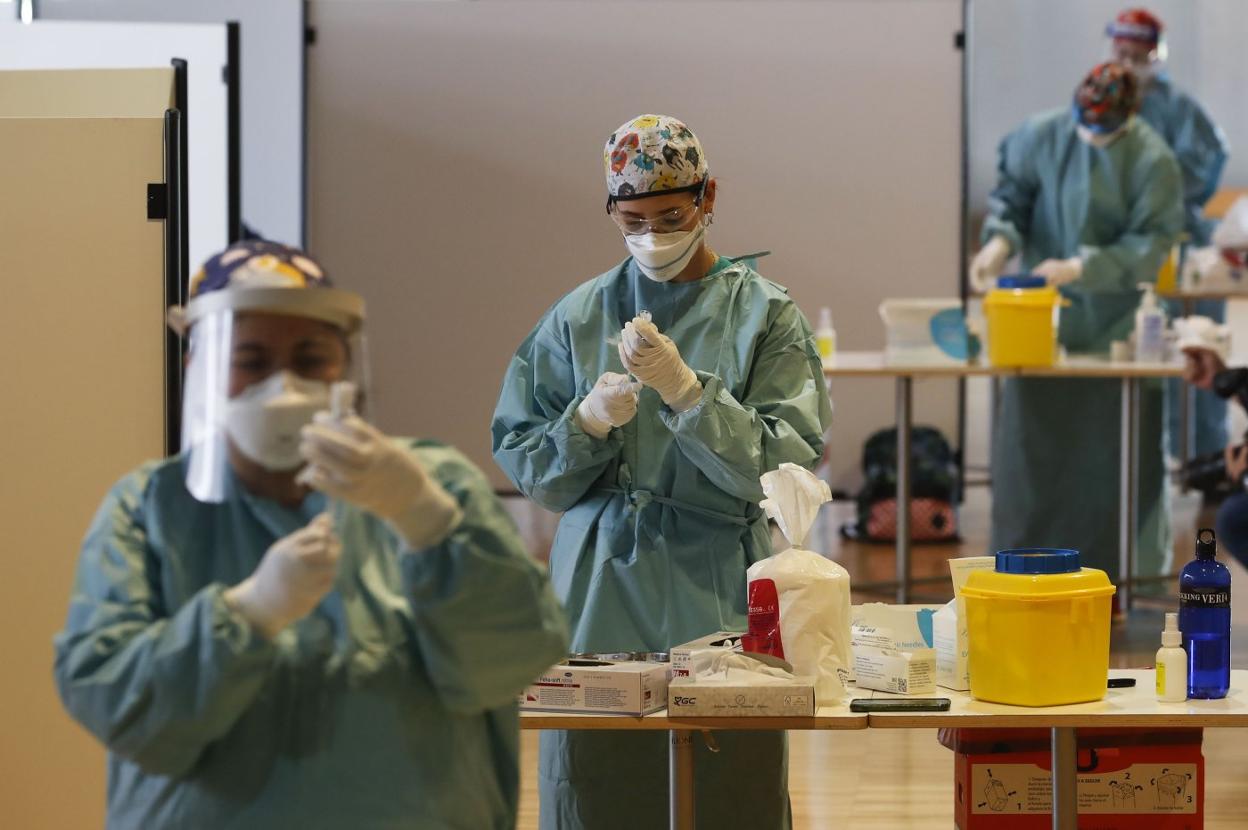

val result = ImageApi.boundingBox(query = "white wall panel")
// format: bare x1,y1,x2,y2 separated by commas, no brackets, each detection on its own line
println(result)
0,20,231,270
308,0,963,494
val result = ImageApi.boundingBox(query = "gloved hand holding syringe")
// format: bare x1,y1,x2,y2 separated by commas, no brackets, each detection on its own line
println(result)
604,309,652,383
298,383,463,550
616,311,704,413
576,310,705,438
576,311,654,439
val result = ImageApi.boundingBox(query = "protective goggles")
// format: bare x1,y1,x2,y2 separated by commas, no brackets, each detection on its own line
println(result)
606,178,708,236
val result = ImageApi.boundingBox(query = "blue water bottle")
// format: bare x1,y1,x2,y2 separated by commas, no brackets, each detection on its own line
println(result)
1179,528,1231,699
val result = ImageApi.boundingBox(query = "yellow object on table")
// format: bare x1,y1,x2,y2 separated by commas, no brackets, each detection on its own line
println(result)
962,550,1116,707
1155,240,1180,294
984,278,1061,367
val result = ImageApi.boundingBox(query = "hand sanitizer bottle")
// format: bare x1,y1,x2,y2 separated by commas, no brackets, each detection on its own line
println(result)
815,307,836,361
1134,283,1165,363
1155,612,1187,702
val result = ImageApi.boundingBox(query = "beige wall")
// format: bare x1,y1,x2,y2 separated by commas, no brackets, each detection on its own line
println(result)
0,70,168,828
307,0,964,499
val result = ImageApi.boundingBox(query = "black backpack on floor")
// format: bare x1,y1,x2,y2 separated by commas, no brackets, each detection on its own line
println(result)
845,425,961,543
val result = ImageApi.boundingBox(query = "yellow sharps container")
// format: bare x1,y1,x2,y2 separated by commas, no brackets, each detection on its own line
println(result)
962,549,1116,707
984,275,1061,367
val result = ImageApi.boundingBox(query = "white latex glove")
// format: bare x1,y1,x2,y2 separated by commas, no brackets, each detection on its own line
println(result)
617,317,703,412
298,414,463,549
224,513,341,639
1033,256,1083,287
968,235,1011,293
575,372,641,439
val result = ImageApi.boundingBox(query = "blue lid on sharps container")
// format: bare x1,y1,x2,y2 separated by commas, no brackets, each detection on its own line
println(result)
996,275,1047,290
995,549,1081,574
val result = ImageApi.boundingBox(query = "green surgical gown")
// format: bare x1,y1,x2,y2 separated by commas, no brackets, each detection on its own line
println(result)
54,441,568,829
983,110,1184,580
491,256,833,829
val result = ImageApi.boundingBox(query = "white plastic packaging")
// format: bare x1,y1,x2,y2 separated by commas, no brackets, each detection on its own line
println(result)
1156,612,1188,703
878,298,963,364
1174,315,1232,360
1134,283,1166,363
746,463,852,704
936,556,995,691
933,600,967,691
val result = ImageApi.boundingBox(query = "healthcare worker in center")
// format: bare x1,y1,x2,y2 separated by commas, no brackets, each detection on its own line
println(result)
1106,7,1232,461
55,240,568,829
492,115,833,828
969,64,1183,582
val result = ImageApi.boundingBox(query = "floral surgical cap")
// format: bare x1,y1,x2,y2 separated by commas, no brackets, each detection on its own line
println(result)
604,114,708,201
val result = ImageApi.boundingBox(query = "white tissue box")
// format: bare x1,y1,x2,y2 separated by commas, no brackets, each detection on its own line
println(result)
667,677,816,716
520,659,668,715
853,644,936,695
850,604,942,651
933,599,970,691
851,622,936,695
670,632,744,679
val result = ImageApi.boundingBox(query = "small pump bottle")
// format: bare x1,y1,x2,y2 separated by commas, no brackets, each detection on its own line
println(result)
1134,283,1166,363
815,307,837,361
1155,612,1187,702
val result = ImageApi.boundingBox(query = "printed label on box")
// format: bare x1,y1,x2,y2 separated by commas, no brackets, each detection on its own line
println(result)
970,763,1197,815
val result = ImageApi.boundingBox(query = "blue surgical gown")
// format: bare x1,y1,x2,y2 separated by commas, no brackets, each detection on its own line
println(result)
1137,74,1232,456
54,441,568,829
983,110,1184,581
1137,74,1228,246
492,256,833,829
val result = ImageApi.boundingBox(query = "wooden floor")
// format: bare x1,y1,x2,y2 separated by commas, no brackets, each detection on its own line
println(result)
511,487,1248,828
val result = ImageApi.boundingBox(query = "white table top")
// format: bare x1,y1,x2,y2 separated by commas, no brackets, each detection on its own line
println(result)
822,351,1184,379
519,670,1248,731
519,704,866,731
1162,290,1248,302
865,669,1248,729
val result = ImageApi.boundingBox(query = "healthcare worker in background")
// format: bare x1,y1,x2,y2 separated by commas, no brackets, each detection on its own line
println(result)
55,240,568,829
492,115,833,829
968,64,1183,583
1107,7,1232,461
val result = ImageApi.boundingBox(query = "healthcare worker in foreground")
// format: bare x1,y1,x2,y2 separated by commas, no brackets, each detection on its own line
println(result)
55,240,568,829
492,115,833,829
1107,7,1232,460
968,64,1183,583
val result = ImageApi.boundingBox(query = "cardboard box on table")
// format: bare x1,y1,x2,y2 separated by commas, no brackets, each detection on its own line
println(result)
668,676,816,717
942,728,1204,830
850,603,942,694
520,660,668,716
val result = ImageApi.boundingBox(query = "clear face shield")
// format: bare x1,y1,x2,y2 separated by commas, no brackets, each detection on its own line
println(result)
1107,36,1167,83
175,286,368,503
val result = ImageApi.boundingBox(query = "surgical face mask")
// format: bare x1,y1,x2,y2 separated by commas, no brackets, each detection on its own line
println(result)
226,370,330,471
624,219,707,282
1076,119,1129,149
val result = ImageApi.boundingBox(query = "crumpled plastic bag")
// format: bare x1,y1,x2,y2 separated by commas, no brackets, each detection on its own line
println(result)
745,463,853,704
1212,196,1248,249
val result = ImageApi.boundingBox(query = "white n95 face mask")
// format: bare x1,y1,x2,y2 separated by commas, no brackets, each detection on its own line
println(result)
1076,117,1130,149
226,371,330,471
624,220,707,282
